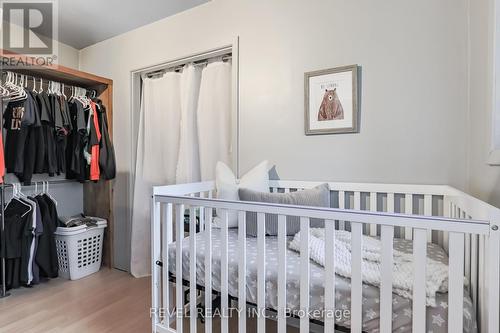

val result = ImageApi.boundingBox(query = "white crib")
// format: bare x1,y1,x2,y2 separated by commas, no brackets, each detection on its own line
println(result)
151,180,500,333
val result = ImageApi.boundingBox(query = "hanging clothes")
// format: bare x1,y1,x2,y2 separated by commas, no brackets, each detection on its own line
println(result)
197,61,232,181
3,87,116,184
89,101,101,181
3,90,41,185
0,193,59,290
0,135,5,184
95,99,116,180
2,198,32,289
36,90,57,176
34,194,59,278
66,98,89,182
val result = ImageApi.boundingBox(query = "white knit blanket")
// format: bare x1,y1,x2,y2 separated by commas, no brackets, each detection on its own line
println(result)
289,228,449,306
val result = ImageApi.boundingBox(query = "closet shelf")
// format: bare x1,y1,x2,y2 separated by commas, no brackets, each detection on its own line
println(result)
0,50,112,94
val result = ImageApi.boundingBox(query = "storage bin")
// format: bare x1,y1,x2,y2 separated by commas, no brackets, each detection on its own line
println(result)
54,218,107,280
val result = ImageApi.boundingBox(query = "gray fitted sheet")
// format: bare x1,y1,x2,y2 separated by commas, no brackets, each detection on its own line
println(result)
167,229,476,333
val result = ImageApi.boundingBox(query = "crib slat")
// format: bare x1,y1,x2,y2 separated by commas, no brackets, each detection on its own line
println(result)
412,228,427,332
470,234,478,313
257,212,266,333
351,222,363,333
324,220,336,332
380,225,394,333
464,233,471,283
276,215,287,333
189,207,197,333
152,201,161,328
199,193,205,231
204,206,213,333
175,204,185,333
369,192,377,236
354,191,361,210
478,235,485,331
487,223,500,333
339,191,345,230
221,210,229,333
162,203,172,326
424,195,432,242
442,198,451,253
448,232,465,333
404,194,413,240
238,211,247,333
300,217,310,333
387,193,394,212
387,193,395,234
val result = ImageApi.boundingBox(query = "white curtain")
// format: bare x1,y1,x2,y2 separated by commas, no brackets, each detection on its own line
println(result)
176,65,202,184
131,73,181,277
197,61,232,181
131,61,232,277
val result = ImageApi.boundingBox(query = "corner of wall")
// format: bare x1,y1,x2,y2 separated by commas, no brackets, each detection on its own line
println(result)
56,41,80,69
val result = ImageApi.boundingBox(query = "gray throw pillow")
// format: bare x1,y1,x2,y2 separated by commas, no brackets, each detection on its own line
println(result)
238,183,330,237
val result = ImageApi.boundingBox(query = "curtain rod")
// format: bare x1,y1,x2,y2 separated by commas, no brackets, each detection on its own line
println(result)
145,54,232,79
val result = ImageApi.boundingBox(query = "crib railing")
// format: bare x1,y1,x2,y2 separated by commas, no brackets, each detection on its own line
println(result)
151,181,500,333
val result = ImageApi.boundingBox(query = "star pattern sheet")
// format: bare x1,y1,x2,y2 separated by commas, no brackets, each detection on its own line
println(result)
167,229,477,332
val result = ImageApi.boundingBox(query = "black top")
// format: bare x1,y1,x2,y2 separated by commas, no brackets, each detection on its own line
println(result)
4,198,34,287
34,195,58,278
3,92,41,184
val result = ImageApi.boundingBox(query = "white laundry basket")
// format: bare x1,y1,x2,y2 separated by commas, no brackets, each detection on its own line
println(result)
54,218,107,280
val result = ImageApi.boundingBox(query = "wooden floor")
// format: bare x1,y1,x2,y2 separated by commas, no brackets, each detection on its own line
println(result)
0,268,305,333
0,269,150,333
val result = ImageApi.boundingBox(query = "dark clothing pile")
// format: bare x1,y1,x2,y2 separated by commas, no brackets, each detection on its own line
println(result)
0,194,59,290
3,90,116,185
59,215,101,228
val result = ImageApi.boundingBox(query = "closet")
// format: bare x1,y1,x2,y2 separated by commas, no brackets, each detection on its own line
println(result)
129,44,238,277
0,51,114,298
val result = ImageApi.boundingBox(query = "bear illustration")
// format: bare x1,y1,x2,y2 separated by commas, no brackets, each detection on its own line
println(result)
318,88,344,121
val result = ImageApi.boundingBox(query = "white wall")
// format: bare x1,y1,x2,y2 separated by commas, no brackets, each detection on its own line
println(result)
468,0,500,207
78,0,471,270
58,41,79,69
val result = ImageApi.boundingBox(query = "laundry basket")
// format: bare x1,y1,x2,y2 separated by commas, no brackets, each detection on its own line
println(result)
54,218,107,280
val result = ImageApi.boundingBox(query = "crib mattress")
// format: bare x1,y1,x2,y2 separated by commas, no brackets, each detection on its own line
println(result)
167,229,476,333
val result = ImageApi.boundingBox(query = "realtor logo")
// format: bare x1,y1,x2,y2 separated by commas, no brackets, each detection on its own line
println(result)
1,0,58,59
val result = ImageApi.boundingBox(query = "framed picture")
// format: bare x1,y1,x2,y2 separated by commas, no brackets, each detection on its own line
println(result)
304,65,359,135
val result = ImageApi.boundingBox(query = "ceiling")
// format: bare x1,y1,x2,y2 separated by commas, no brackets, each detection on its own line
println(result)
57,0,210,49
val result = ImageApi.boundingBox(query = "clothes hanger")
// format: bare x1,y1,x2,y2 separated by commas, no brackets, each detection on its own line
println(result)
0,73,9,98
44,181,58,206
8,73,27,102
11,183,33,217
18,183,36,217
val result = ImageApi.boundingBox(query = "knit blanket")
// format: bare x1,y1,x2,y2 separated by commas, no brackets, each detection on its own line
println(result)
289,228,450,307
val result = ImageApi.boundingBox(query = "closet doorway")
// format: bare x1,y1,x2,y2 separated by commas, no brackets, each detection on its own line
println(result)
120,40,240,275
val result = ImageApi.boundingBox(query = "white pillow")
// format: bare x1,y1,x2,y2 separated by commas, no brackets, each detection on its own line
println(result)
213,160,270,228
